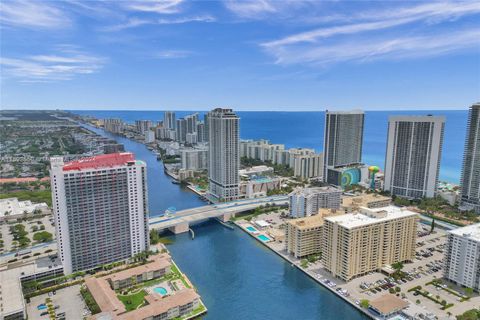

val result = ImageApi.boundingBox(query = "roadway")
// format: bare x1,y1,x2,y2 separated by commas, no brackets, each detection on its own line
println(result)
148,195,289,232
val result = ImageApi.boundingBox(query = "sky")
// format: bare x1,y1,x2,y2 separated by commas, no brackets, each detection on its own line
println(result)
1,0,479,111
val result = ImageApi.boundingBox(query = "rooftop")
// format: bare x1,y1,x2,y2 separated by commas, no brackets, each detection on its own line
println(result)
449,223,480,241
325,205,418,229
107,255,171,283
290,186,342,197
63,153,136,171
369,294,409,316
288,209,342,230
342,194,391,208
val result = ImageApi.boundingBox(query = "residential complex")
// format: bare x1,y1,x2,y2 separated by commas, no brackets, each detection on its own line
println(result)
460,103,480,213
207,108,240,202
285,209,341,258
50,153,149,274
135,120,153,134
85,254,204,320
443,223,480,292
240,140,323,179
322,206,418,281
180,147,208,171
104,118,125,134
289,186,342,218
341,194,392,213
164,111,176,130
384,115,445,199
323,110,365,184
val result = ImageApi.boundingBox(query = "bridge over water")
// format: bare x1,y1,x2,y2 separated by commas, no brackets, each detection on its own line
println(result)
148,195,289,234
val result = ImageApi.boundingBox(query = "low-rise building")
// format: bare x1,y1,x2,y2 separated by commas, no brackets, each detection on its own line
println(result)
322,206,418,281
240,177,282,199
107,255,171,290
341,194,392,213
289,187,342,218
239,165,274,178
443,223,480,292
369,294,409,319
0,198,48,221
85,254,203,320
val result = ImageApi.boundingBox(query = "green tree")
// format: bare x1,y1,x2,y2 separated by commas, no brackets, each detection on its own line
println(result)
359,299,370,308
33,231,53,243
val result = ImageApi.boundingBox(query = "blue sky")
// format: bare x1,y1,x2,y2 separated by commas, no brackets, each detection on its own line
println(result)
1,0,479,111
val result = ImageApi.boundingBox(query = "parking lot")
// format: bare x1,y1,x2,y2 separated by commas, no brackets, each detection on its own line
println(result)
26,284,89,320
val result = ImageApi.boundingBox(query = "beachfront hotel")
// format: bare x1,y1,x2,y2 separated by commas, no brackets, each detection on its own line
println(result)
207,108,240,202
443,223,480,292
460,103,480,213
322,110,365,184
285,209,342,258
50,153,149,274
383,115,445,199
322,206,418,281
289,186,342,218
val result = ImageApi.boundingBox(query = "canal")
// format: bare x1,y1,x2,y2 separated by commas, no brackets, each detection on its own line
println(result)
85,125,367,320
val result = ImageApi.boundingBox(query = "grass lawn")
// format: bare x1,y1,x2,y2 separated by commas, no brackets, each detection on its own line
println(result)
117,290,147,311
0,190,52,206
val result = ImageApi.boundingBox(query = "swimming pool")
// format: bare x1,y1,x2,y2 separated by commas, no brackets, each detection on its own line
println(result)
257,235,271,242
246,226,258,233
153,287,168,296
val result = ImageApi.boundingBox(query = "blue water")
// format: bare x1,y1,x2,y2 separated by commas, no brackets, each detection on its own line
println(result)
257,234,271,242
153,287,168,295
73,110,466,183
81,123,366,320
246,226,258,232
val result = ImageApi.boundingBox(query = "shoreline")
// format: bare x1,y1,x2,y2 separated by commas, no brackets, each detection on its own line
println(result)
233,220,375,320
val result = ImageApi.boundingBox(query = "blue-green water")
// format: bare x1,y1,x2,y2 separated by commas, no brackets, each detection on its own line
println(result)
82,124,367,320
74,110,466,183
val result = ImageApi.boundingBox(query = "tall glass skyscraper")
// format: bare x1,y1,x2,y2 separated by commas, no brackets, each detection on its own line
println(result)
384,115,445,199
460,103,480,213
207,108,240,202
323,110,364,183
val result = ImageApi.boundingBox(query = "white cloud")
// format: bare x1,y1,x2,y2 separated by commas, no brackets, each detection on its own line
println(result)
124,0,184,14
156,15,215,24
0,0,70,29
224,0,277,18
101,14,215,31
265,29,480,66
261,1,480,66
263,2,480,47
154,50,192,59
1,48,106,82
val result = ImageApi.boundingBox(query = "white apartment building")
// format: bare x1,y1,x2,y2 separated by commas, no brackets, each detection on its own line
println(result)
145,129,155,143
384,115,445,199
135,120,153,134
240,140,323,179
50,153,149,274
443,223,480,292
322,206,418,281
289,186,342,218
164,111,176,130
207,108,240,202
180,147,208,171
103,118,125,134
